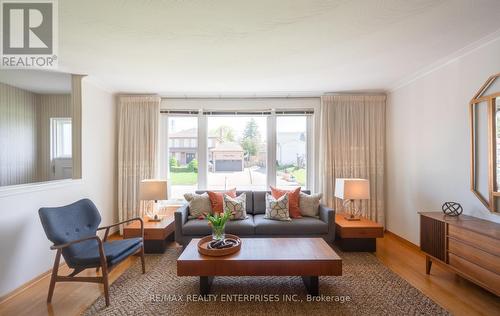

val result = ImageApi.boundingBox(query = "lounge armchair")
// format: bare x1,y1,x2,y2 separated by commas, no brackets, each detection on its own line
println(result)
38,198,145,306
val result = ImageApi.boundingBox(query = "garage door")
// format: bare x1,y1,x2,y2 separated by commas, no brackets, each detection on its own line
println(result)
215,160,243,172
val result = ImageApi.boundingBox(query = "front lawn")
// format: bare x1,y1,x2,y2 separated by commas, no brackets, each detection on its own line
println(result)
290,168,306,186
171,172,197,185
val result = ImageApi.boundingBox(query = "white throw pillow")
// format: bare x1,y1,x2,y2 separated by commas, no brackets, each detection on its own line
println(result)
264,193,291,221
223,193,247,220
299,192,323,218
184,192,212,219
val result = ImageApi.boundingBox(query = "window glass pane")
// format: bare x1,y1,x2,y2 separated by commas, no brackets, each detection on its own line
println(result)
276,116,307,188
51,118,72,159
168,117,198,199
208,116,267,190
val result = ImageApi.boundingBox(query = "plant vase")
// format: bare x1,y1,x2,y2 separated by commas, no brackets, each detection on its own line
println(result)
205,210,232,241
211,225,226,241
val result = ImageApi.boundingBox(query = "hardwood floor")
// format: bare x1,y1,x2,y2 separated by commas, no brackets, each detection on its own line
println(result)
376,232,500,316
0,233,498,316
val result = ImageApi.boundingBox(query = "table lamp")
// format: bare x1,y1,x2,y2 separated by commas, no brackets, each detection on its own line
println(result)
139,179,168,222
334,178,370,221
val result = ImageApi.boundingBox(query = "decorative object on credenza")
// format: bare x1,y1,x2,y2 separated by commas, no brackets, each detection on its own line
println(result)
441,202,463,216
197,234,242,256
140,179,168,222
335,178,370,221
205,209,232,240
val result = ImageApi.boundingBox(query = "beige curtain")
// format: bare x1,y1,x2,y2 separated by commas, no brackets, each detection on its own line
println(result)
319,95,386,225
118,95,160,225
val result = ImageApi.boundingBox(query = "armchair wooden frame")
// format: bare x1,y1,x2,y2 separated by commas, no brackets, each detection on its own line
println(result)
46,217,145,307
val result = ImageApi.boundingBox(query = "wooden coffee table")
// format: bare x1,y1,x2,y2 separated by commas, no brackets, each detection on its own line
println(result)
177,238,342,295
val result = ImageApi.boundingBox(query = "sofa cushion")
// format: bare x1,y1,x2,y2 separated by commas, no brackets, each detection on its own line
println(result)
264,193,291,221
224,193,247,220
197,190,254,214
254,214,328,235
253,191,267,214
184,192,212,219
253,190,310,215
183,215,255,236
207,189,236,214
299,192,323,218
271,186,302,218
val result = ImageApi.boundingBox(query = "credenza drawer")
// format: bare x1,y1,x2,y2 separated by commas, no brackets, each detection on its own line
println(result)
448,238,500,274
448,225,500,256
449,253,500,296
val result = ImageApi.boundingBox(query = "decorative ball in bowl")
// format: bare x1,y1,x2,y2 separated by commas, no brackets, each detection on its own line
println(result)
198,234,241,257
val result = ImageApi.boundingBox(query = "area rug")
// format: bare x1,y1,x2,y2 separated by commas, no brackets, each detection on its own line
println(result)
83,247,450,316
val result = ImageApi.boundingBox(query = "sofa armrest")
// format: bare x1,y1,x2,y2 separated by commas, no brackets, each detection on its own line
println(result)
319,204,335,242
175,204,189,244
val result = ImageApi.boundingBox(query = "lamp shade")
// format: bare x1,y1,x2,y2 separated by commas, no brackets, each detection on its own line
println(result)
139,179,168,201
334,178,370,200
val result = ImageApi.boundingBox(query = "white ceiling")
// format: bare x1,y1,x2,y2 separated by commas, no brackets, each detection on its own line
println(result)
0,70,71,94
57,0,500,95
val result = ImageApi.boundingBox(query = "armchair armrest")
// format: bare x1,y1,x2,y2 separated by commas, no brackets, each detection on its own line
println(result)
319,204,336,242
98,217,143,242
175,204,189,245
50,235,102,250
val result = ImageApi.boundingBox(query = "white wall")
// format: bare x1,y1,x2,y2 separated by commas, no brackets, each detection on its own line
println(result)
386,36,500,245
0,79,116,297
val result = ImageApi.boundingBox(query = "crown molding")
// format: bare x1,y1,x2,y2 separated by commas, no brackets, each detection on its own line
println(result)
389,28,500,92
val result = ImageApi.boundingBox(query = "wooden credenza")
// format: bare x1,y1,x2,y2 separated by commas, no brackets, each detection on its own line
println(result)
419,212,500,296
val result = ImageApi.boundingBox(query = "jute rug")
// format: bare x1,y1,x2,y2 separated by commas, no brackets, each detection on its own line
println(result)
83,247,450,316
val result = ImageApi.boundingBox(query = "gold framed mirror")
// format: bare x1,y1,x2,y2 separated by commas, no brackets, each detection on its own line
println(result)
470,73,500,212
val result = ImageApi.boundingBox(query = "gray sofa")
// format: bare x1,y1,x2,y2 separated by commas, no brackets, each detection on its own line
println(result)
175,190,335,247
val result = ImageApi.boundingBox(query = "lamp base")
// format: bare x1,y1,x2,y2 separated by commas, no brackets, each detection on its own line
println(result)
148,214,162,222
344,215,361,221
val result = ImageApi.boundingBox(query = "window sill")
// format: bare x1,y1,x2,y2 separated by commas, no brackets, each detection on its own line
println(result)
0,179,83,198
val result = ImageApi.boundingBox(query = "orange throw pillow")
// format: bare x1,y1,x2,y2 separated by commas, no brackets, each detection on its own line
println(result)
207,189,237,214
271,186,301,218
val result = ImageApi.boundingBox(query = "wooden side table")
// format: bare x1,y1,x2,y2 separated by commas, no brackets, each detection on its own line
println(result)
334,213,384,252
123,205,180,253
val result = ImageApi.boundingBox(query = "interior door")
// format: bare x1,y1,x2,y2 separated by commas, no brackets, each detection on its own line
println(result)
53,158,73,180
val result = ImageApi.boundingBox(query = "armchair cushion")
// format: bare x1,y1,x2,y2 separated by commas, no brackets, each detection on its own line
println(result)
69,237,143,268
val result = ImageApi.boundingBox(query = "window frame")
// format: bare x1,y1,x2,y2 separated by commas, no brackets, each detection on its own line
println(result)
160,105,317,196
50,117,72,160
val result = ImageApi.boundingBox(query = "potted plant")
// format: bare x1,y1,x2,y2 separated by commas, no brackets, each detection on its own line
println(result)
205,210,232,241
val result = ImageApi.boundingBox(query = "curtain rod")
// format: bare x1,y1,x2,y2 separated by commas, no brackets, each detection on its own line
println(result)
160,96,320,100
323,92,387,96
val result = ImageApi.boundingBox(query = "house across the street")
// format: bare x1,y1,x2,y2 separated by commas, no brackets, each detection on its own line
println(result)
210,142,245,172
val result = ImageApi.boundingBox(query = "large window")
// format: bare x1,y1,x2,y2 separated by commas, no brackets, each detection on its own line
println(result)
276,116,307,188
207,116,267,190
167,116,198,199
162,110,312,197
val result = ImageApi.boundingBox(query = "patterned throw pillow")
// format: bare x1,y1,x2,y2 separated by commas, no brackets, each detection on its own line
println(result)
223,193,247,220
264,193,291,221
207,189,237,214
271,186,302,218
299,192,323,218
184,192,212,219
